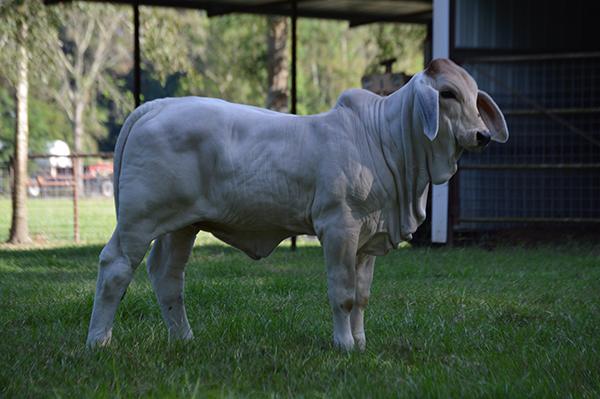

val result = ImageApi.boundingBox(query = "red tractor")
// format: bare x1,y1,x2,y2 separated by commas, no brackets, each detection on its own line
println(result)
28,160,114,198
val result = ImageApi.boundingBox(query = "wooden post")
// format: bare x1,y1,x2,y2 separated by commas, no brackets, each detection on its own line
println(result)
133,2,141,108
290,0,298,251
290,0,297,116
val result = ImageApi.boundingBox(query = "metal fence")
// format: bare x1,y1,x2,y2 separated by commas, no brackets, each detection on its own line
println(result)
455,53,600,230
0,153,116,244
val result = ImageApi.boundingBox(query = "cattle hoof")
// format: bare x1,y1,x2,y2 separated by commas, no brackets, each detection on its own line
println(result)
333,335,355,351
353,333,366,351
169,329,194,342
86,331,112,349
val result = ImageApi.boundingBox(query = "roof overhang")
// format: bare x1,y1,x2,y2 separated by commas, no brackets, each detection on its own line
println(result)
44,0,433,26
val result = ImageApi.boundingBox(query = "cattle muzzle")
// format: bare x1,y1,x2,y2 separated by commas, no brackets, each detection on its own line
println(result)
476,131,492,147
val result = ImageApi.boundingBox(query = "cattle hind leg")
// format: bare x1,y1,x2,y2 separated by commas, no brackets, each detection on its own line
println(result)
146,225,199,341
86,229,150,347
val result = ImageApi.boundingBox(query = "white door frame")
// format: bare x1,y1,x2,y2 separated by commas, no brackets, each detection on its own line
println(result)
431,0,450,243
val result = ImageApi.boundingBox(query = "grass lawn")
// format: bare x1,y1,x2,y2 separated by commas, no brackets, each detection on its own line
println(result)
0,197,116,244
1,230,599,397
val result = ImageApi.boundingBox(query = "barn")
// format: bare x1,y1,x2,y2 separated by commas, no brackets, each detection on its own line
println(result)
429,0,600,243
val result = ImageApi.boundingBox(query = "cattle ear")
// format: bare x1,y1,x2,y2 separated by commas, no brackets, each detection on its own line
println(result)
477,90,509,143
415,78,439,141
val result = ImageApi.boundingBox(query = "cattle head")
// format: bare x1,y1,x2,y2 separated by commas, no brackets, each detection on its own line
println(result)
386,58,509,184
422,58,508,146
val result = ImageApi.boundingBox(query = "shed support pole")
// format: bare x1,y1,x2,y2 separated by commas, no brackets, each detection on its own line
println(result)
133,2,141,108
431,0,450,243
290,0,298,251
291,0,297,115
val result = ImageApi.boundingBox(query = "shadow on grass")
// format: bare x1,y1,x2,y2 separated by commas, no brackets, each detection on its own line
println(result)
0,244,104,262
0,241,323,261
0,243,325,284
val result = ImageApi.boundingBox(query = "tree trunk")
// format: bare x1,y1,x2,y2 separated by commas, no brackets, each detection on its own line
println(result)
73,98,85,190
266,16,288,112
8,19,32,244
73,99,84,154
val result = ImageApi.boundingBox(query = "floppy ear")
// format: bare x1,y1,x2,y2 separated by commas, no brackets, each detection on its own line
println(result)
477,90,509,143
414,78,439,141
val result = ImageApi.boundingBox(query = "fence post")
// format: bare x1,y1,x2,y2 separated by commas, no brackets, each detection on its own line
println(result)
72,155,80,243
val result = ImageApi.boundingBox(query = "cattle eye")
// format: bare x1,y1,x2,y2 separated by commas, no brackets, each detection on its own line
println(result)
440,90,457,100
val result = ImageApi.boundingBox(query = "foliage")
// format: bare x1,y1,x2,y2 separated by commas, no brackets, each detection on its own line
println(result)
140,8,204,86
0,4,427,154
175,14,269,105
0,220,599,396
296,19,358,114
292,20,425,114
139,9,268,105
138,9,426,115
0,0,126,155
363,23,426,75
0,0,59,85
142,12,425,114
0,0,66,162
0,87,15,161
49,2,132,152
0,86,72,161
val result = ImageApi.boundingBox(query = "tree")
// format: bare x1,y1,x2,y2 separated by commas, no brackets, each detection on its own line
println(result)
266,16,288,112
0,86,72,162
50,3,132,158
294,19,426,115
9,15,30,244
0,0,56,244
295,19,368,114
139,7,198,87
175,14,268,105
364,23,426,75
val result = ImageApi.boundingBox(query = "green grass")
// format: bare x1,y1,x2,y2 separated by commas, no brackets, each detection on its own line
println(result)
0,197,116,244
1,236,599,397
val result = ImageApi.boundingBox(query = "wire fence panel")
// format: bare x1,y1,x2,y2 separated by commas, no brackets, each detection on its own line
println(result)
0,154,116,244
458,168,600,225
468,57,600,110
456,54,600,230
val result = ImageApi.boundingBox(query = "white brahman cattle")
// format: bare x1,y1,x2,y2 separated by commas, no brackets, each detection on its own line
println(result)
87,58,508,350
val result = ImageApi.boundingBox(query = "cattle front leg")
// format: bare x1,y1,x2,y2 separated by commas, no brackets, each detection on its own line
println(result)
320,226,359,351
351,254,375,351
147,225,199,341
87,230,149,347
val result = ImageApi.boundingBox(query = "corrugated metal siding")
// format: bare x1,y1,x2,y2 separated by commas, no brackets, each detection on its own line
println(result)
454,0,594,51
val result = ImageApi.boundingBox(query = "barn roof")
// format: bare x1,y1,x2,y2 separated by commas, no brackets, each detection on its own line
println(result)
44,0,433,26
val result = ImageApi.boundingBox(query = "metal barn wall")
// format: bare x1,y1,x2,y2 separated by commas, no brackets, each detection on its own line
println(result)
451,0,600,230
454,0,597,52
